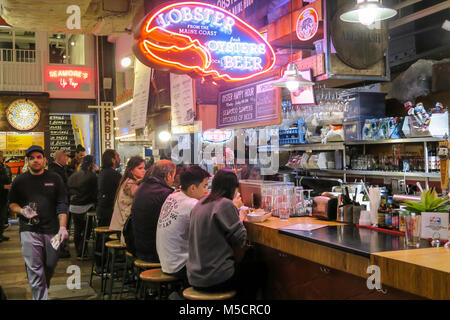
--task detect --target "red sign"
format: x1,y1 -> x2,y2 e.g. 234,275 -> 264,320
133,2 -> 276,82
45,66 -> 92,90
296,8 -> 319,41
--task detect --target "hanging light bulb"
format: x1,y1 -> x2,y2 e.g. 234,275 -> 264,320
340,0 -> 397,25
271,0 -> 314,92
272,63 -> 314,92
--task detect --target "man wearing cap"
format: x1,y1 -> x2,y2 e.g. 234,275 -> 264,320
8,145 -> 69,300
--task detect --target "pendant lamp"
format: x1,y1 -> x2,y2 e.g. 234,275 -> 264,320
340,0 -> 397,26
271,0 -> 314,92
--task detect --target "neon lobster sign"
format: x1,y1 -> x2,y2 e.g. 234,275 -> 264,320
133,2 -> 276,82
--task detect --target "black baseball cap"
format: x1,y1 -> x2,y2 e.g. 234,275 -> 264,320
25,145 -> 44,157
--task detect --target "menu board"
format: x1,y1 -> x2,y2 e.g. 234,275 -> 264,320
6,132 -> 44,150
49,114 -> 76,157
170,73 -> 195,128
130,60 -> 151,130
217,77 -> 281,129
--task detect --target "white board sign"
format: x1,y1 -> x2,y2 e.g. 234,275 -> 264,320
170,73 -> 195,128
131,60 -> 151,130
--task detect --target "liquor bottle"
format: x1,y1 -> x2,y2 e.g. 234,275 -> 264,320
428,143 -> 437,172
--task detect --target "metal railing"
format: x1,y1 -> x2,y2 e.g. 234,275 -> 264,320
0,49 -> 43,91
0,48 -> 37,63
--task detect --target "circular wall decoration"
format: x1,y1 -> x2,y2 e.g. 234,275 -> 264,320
296,8 -> 319,41
6,99 -> 41,131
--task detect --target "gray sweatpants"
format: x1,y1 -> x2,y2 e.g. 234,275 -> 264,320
20,231 -> 59,300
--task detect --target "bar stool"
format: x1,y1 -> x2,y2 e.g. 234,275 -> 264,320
109,233 -> 119,240
80,211 -> 97,260
104,240 -> 126,300
119,250 -> 137,299
182,287 -> 236,300
89,227 -> 116,292
139,268 -> 183,300
134,259 -> 160,299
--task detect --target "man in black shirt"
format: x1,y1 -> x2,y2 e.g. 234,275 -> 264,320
8,145 -> 68,300
94,149 -> 121,269
66,145 -> 86,178
0,151 -> 11,242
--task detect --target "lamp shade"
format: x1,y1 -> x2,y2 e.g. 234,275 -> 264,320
271,63 -> 314,92
0,16 -> 11,29
340,0 -> 397,25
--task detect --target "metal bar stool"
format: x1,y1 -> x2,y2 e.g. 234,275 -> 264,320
80,211 -> 97,260
89,227 -> 116,293
133,259 -> 160,300
119,250 -> 137,300
139,268 -> 183,300
182,287 -> 236,300
104,240 -> 126,300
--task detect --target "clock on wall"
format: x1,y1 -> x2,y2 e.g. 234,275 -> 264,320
6,99 -> 41,131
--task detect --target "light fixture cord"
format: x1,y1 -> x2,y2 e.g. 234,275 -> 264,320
290,0 -> 293,62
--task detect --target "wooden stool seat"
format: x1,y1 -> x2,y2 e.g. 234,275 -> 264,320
139,268 -> 178,283
182,287 -> 236,300
125,251 -> 134,258
105,240 -> 126,249
94,226 -> 112,233
134,259 -> 160,269
109,233 -> 119,240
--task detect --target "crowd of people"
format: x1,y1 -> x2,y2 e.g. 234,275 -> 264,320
1,144 -> 264,300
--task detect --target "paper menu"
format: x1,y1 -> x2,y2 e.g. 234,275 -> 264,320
281,223 -> 328,232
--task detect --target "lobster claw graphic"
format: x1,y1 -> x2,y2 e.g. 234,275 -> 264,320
133,2 -> 276,82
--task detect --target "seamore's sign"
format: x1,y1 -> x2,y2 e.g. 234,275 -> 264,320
133,2 -> 276,82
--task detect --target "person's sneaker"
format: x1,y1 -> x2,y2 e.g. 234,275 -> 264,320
168,291 -> 184,300
3,223 -> 10,230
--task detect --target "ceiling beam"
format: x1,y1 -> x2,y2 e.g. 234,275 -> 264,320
392,0 -> 423,10
389,0 -> 450,30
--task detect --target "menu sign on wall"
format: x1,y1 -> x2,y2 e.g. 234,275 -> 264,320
170,73 -> 195,127
49,114 -> 76,157
130,60 -> 151,130
217,77 -> 281,129
6,132 -> 44,150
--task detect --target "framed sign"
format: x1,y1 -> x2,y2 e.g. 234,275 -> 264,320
131,60 -> 151,130
100,103 -> 114,154
296,7 -> 319,41
217,76 -> 281,129
6,99 -> 41,131
290,70 -> 316,106
45,66 -> 94,99
133,2 -> 276,82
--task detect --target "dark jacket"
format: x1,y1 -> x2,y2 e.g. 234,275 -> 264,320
97,167 -> 121,209
131,176 -> 174,262
67,169 -> 97,206
48,162 -> 68,186
0,164 -> 11,203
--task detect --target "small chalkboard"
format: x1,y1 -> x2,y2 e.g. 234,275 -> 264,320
49,114 -> 76,157
217,77 -> 281,129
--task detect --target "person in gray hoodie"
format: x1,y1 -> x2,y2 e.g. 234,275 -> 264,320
187,169 -> 248,295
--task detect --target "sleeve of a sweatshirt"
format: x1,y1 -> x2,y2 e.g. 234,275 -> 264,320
214,199 -> 247,248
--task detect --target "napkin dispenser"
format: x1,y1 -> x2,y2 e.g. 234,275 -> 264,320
312,196 -> 338,221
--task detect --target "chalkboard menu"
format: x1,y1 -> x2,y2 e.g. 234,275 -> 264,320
49,114 -> 76,158
217,77 -> 281,129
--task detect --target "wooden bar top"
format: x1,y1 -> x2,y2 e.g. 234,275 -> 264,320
244,216 -> 450,299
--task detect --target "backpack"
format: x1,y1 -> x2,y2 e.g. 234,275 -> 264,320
123,213 -> 136,256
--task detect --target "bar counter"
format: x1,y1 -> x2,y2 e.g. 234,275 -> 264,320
244,216 -> 450,300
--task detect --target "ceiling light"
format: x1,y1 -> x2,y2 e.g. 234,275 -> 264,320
271,0 -> 314,92
121,56 -> 132,68
70,41 -> 75,46
340,0 -> 397,26
0,16 -> 11,29
113,99 -> 133,111
159,131 -> 171,142
272,63 -> 314,92
115,133 -> 136,140
443,20 -> 450,32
